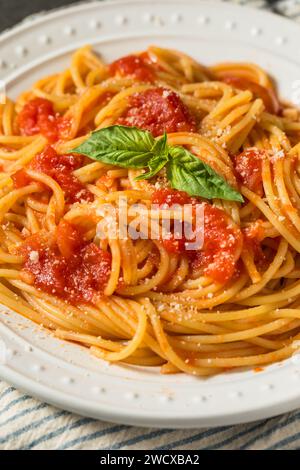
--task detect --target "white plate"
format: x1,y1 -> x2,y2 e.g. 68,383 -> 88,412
1,0 -> 300,428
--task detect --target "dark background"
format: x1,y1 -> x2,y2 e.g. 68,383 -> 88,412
0,0 -> 83,32
0,0 -> 283,33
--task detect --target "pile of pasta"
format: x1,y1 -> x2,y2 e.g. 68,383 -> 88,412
1,45 -> 300,376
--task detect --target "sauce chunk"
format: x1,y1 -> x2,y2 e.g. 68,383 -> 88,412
152,188 -> 243,282
191,204 -> 242,284
12,146 -> 93,204
18,98 -> 70,142
19,222 -> 111,303
109,54 -> 154,82
234,148 -> 265,195
117,88 -> 196,137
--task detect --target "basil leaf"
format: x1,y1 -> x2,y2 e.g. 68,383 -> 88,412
72,125 -> 155,168
72,124 -> 243,203
167,146 -> 244,202
151,133 -> 168,156
135,153 -> 169,180
135,134 -> 169,180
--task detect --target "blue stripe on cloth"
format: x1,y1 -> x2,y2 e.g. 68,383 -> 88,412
268,430 -> 300,450
59,425 -> 127,450
109,429 -> 175,450
205,419 -> 269,450
23,417 -> 94,449
0,402 -> 48,428
0,395 -> 31,415
240,411 -> 300,449
0,386 -> 15,400
0,410 -> 68,444
154,426 -> 231,450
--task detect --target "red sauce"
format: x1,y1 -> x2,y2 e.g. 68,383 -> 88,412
117,87 -> 197,137
96,174 -> 114,191
242,221 -> 266,268
139,51 -> 155,65
243,236 -> 265,266
160,234 -> 186,254
243,220 -> 264,242
234,148 -> 265,195
12,146 -> 93,204
151,188 -> 193,254
152,188 -> 192,206
221,76 -> 281,115
19,221 -> 111,304
109,54 -> 154,82
56,115 -> 72,140
56,220 -> 84,259
190,204 -> 242,284
152,188 -> 242,282
18,98 -> 71,143
12,170 -> 33,189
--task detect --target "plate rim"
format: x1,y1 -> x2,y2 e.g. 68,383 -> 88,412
2,359 -> 300,429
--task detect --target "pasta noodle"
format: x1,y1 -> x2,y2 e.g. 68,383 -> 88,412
1,45 -> 300,376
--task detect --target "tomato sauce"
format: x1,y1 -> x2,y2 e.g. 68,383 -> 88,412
109,54 -> 154,82
190,204 -> 242,283
18,221 -> 111,304
12,146 -> 93,204
96,174 -> 114,191
11,170 -> 33,189
152,188 -> 193,206
234,148 -> 265,195
18,98 -> 71,143
242,221 -> 266,268
151,188 -> 193,254
152,188 -> 242,283
117,87 -> 197,137
139,52 -> 166,71
160,234 -> 186,254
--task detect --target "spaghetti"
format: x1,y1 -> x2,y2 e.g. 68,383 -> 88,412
1,45 -> 300,376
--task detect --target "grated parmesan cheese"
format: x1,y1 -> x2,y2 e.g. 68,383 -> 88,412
29,251 -> 39,263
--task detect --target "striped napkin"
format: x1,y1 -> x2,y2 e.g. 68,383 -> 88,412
2,0 -> 300,450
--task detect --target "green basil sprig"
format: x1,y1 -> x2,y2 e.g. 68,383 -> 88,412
72,125 -> 243,202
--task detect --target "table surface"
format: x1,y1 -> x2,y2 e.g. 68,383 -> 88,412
0,0 -> 287,33
1,0 -> 300,451
0,0 -> 79,32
